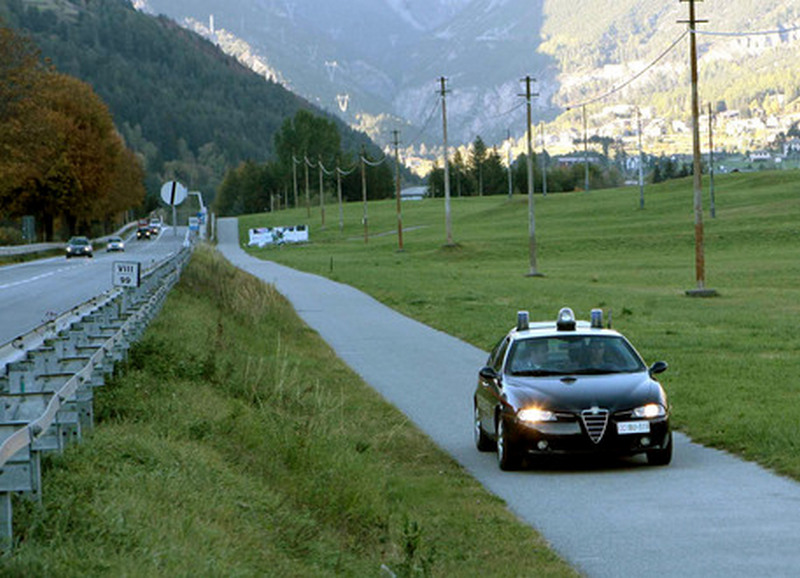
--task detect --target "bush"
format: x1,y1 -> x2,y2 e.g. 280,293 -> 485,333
0,226 -> 24,245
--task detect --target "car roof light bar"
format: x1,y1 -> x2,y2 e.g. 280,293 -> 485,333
517,310 -> 530,331
556,307 -> 576,331
590,309 -> 603,329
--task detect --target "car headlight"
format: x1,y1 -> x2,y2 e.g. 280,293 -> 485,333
518,407 -> 556,423
632,403 -> 666,419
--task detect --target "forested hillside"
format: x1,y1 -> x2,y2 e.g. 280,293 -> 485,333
0,0 -> 382,208
541,0 -> 800,117
0,23 -> 145,240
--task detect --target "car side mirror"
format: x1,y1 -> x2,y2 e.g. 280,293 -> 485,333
479,366 -> 499,382
649,361 -> 668,376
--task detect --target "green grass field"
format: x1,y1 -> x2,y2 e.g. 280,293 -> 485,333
240,170 -> 800,478
1,246 -> 576,577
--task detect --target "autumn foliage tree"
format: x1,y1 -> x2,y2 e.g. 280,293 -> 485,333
0,23 -> 144,240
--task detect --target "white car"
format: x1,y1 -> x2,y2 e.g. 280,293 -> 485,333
106,236 -> 125,252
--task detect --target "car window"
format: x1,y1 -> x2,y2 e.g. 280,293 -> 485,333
506,335 -> 645,375
488,337 -> 510,371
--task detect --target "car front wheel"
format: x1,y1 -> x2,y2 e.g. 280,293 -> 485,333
474,405 -> 495,452
647,432 -> 673,466
497,417 -> 521,471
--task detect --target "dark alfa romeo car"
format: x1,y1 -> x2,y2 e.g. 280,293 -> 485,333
473,307 -> 671,470
65,236 -> 93,258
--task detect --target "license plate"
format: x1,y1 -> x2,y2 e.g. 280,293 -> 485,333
617,421 -> 650,435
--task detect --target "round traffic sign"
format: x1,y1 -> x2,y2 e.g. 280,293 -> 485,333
160,181 -> 188,205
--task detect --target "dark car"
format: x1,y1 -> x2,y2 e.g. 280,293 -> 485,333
65,236 -> 93,259
474,307 -> 671,470
137,226 -> 152,240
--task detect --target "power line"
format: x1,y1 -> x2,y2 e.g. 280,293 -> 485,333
336,165 -> 357,176
565,30 -> 688,110
486,99 -> 526,120
405,94 -> 442,148
559,20 -> 800,111
362,154 -> 387,167
696,23 -> 800,37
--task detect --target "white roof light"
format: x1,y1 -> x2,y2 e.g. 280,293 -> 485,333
557,307 -> 576,331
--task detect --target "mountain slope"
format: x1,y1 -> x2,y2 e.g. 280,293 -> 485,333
1,0 -> 384,205
136,0 -> 800,149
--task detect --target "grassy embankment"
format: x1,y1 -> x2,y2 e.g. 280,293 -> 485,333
240,170 -> 800,478
0,246 -> 575,576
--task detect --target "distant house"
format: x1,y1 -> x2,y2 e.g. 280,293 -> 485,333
671,120 -> 690,133
784,138 -> 800,156
554,155 -> 602,167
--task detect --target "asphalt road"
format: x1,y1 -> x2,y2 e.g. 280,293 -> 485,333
218,216 -> 800,577
0,228 -> 186,345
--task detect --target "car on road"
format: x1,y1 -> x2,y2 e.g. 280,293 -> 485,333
148,218 -> 162,236
65,236 -> 93,259
474,307 -> 671,470
137,225 -> 152,240
106,236 -> 125,252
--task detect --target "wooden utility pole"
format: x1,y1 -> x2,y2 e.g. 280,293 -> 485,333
392,129 -> 404,251
440,77 -> 454,245
361,146 -> 368,243
304,156 -> 311,218
708,102 -> 716,218
637,107 -> 645,210
506,129 -> 513,199
521,76 -> 542,277
680,0 -> 716,296
318,155 -> 325,228
583,104 -> 590,193
292,153 -> 299,209
540,121 -> 548,197
336,164 -> 344,232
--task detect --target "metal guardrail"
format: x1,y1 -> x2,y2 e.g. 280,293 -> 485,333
0,243 -> 64,257
0,223 -> 138,258
0,245 -> 192,551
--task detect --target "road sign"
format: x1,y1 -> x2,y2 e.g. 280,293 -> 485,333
160,181 -> 188,206
113,261 -> 141,288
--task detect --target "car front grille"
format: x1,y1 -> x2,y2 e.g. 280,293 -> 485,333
580,408 -> 609,444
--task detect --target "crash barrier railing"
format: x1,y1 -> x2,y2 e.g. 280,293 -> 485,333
0,245 -> 192,551
0,222 -> 140,258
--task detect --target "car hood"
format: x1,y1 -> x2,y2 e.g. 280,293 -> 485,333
504,372 -> 660,413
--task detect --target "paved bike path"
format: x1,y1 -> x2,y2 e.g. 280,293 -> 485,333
218,218 -> 800,577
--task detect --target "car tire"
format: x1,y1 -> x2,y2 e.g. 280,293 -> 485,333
474,405 -> 495,452
497,417 -> 521,471
647,431 -> 673,466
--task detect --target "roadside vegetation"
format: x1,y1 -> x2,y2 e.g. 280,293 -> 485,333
240,170 -> 800,479
1,245 -> 575,577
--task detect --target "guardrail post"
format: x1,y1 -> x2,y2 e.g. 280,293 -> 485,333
0,245 -> 193,550
0,492 -> 11,551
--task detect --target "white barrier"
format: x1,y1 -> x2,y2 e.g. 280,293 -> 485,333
248,225 -> 309,247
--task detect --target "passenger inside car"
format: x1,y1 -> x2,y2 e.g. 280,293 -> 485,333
510,339 -> 549,373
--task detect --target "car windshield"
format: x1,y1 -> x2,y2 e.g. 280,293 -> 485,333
69,238 -> 89,245
506,335 -> 645,376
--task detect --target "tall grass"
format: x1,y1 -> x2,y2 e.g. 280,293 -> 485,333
240,170 -> 800,478
1,246 -> 576,577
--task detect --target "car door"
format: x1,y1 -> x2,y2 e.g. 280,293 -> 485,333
476,336 -> 510,425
